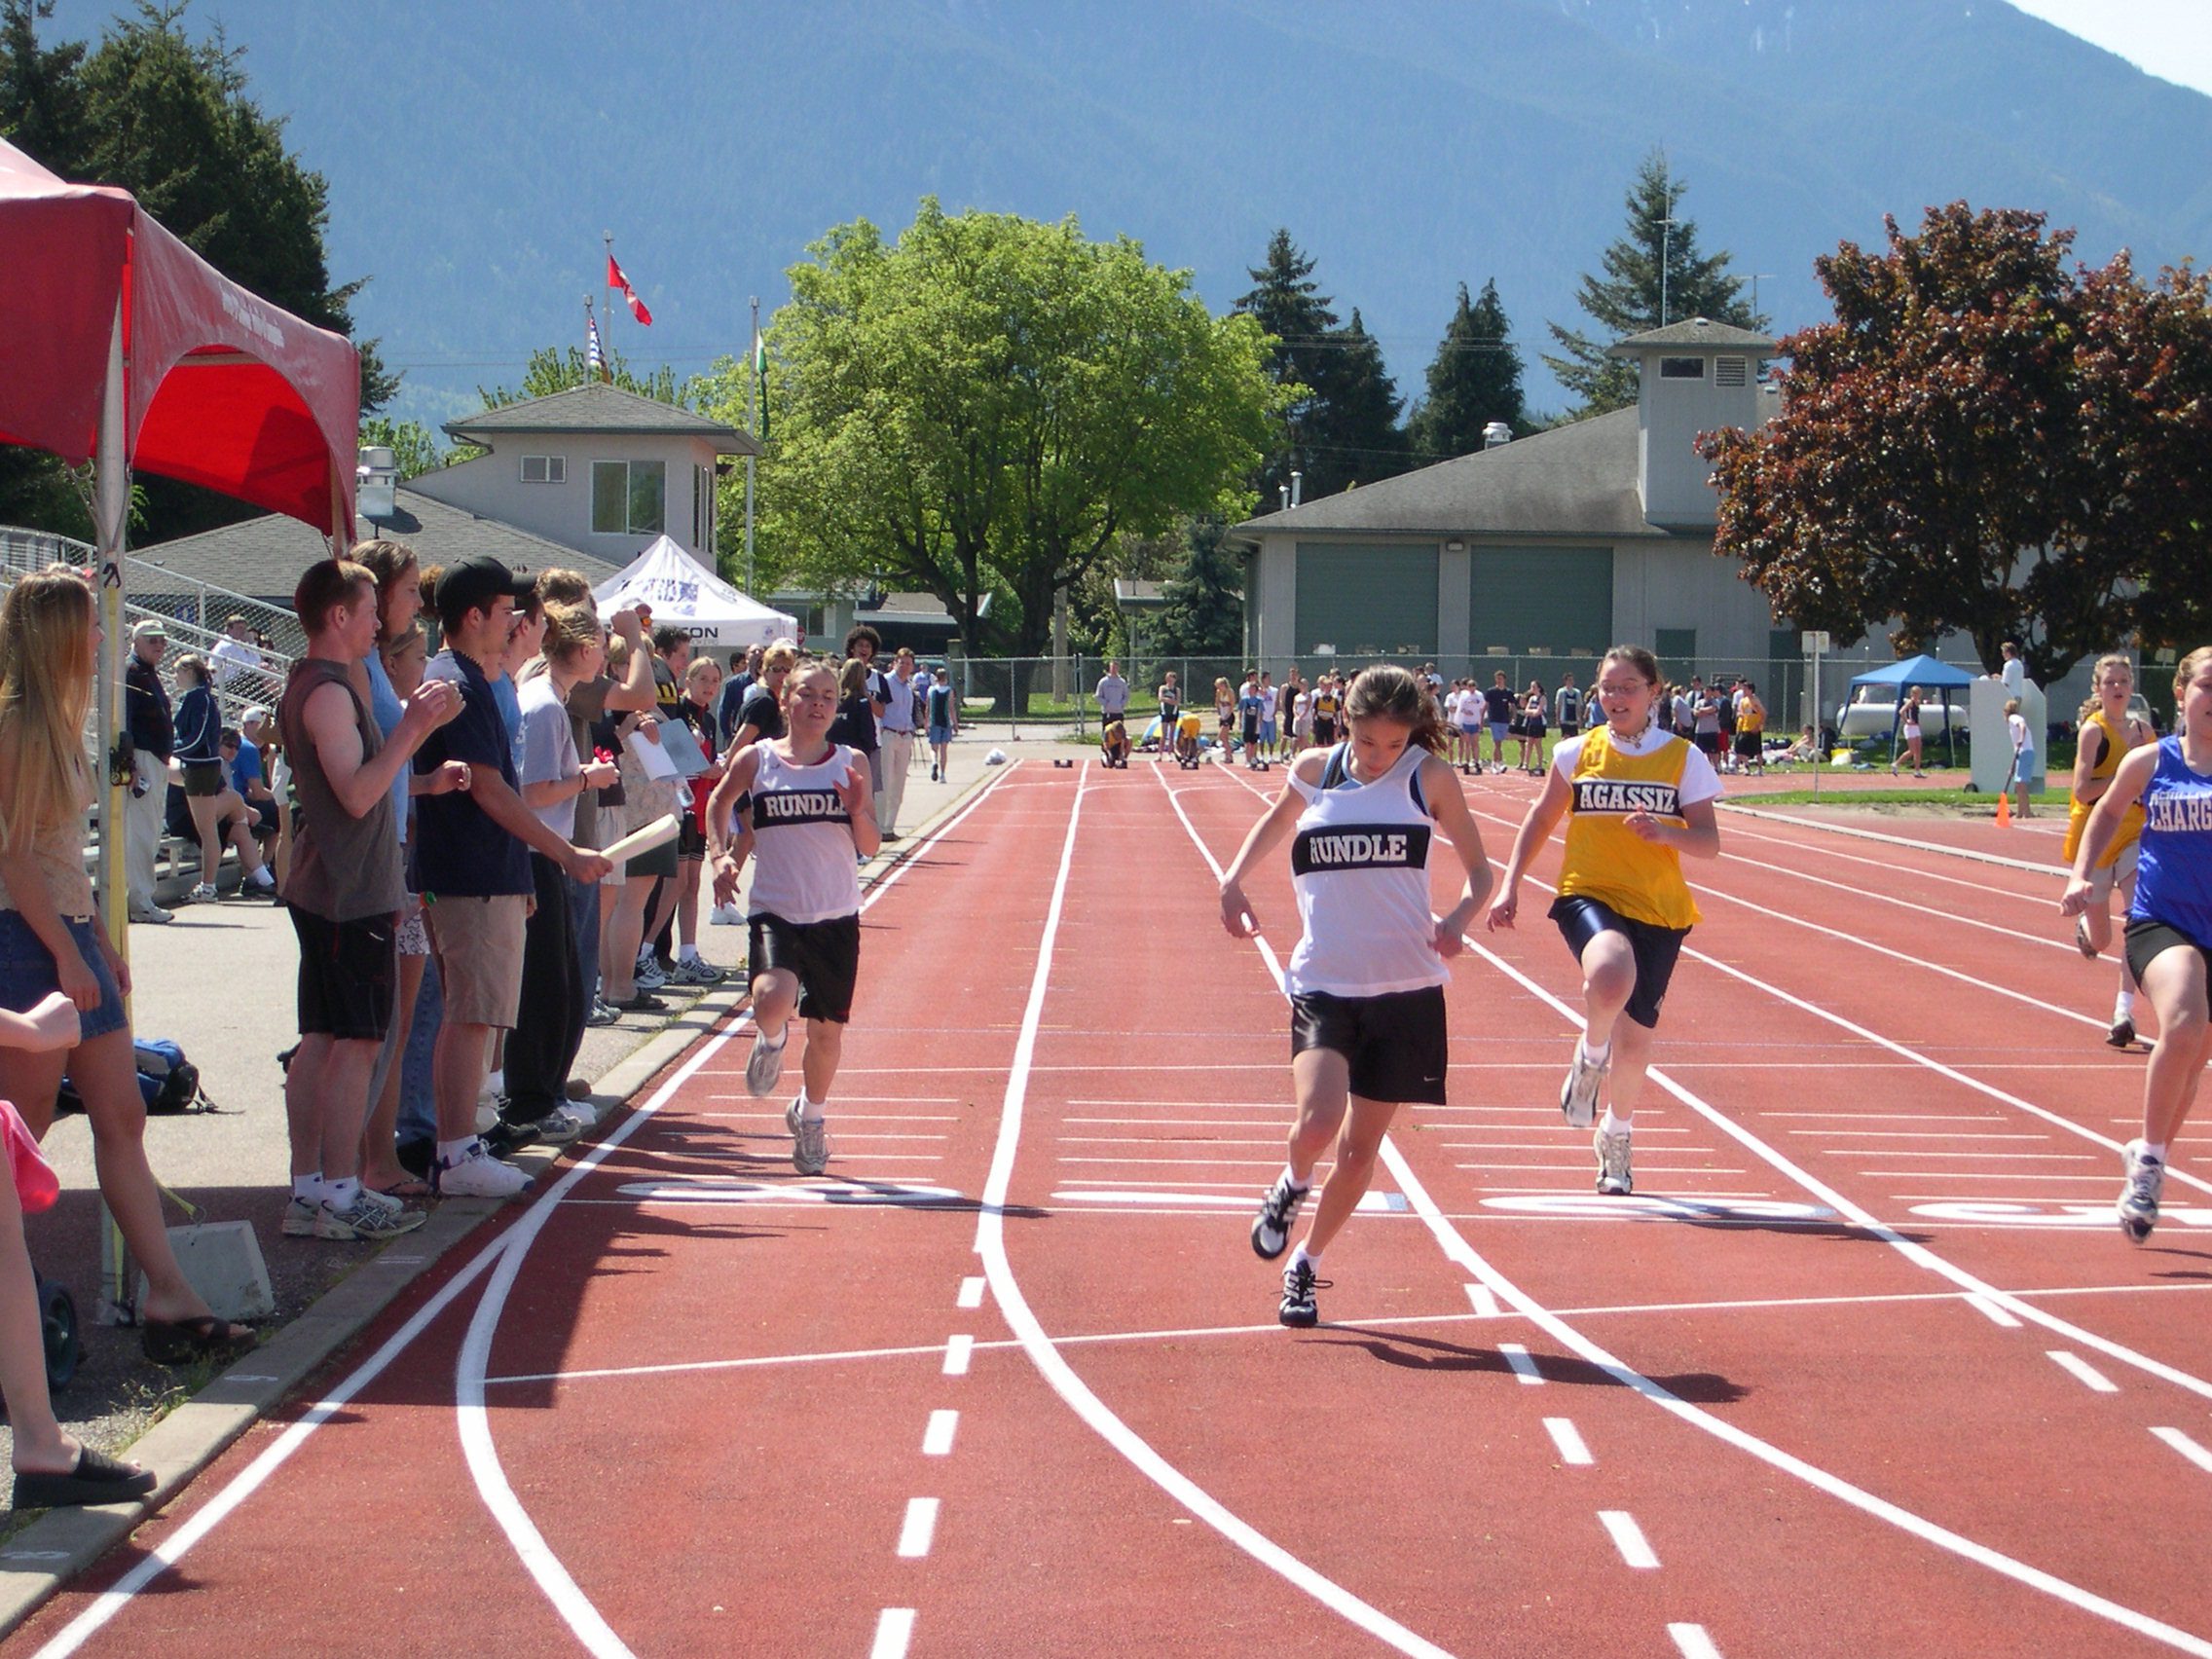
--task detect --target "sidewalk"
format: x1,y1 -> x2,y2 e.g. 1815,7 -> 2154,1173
0,737 -> 992,1557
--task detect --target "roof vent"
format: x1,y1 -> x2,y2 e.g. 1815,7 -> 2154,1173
356,446 -> 397,523
1483,422 -> 1513,449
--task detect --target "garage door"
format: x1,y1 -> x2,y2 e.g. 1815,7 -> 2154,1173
1295,542 -> 1438,656
1470,547 -> 1613,654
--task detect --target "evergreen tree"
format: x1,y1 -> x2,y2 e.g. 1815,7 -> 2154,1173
1152,517 -> 1244,656
1544,151 -> 1765,416
1408,279 -> 1527,462
1235,229 -> 1339,509
1315,309 -> 1408,490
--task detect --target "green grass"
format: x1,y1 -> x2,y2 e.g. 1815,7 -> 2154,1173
1733,785 -> 2068,809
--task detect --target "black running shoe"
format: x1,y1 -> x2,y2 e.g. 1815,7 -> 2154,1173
1278,1259 -> 1322,1328
1250,1174 -> 1309,1260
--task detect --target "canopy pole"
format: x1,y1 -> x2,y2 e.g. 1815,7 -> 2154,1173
93,298 -> 129,963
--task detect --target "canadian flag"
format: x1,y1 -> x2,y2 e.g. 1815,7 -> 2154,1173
608,253 -> 653,325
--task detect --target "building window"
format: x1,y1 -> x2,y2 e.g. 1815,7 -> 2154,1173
1659,357 -> 1706,380
1714,356 -> 1747,387
520,455 -> 567,484
590,460 -> 666,535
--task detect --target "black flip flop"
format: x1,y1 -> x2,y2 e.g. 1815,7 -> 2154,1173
142,1313 -> 256,1368
11,1447 -> 157,1510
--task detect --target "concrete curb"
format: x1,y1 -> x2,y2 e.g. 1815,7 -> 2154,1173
0,766 -> 998,1639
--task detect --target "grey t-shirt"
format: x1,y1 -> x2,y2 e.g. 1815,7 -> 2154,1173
519,675 -> 580,840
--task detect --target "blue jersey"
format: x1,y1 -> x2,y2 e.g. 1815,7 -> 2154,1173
2128,737 -> 2212,947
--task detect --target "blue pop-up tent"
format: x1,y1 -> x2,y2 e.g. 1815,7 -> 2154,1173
1845,653 -> 1980,768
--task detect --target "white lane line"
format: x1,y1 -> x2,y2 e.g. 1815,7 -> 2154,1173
1963,1294 -> 2025,1329
1464,1282 -> 1501,1318
1670,1623 -> 1725,1659
1544,1418 -> 1594,1466
870,1608 -> 916,1659
923,1411 -> 959,1456
1719,833 -> 2079,954
943,1334 -> 975,1377
968,759 -> 1458,1659
1498,1343 -> 1545,1385
2047,1350 -> 2121,1393
896,1497 -> 940,1558
2152,1427 -> 2212,1474
1599,1510 -> 1660,1569
957,1275 -> 985,1309
1764,1112 -> 2003,1121
1793,1130 -> 2051,1140
1716,803 -> 2070,874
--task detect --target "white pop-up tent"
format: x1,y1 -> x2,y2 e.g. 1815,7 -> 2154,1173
593,535 -> 796,650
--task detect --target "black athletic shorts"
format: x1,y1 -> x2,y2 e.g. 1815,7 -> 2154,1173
677,813 -> 707,859
1289,985 -> 1448,1105
1313,719 -> 1338,746
288,904 -> 396,1042
181,759 -> 226,798
1733,730 -> 1762,759
749,910 -> 862,1023
2125,917 -> 2212,988
1692,730 -> 1721,757
1550,895 -> 1689,1030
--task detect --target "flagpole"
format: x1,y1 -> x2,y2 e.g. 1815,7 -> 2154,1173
745,293 -> 758,595
602,229 -> 614,364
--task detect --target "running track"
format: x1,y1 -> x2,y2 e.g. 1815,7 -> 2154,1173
15,757 -> 2212,1658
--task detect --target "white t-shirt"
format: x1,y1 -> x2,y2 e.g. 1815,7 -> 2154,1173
2002,657 -> 2025,699
210,635 -> 266,688
2009,713 -> 2031,757
1551,723 -> 1723,808
518,676 -> 581,838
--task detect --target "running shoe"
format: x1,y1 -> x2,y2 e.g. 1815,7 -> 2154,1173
2075,917 -> 2099,960
584,997 -> 622,1027
314,1192 -> 427,1241
708,903 -> 744,927
1559,1044 -> 1608,1128
189,882 -> 218,903
1250,1173 -> 1309,1260
745,1028 -> 788,1098
281,1195 -> 317,1237
2118,1139 -> 2163,1244
2108,1014 -> 2136,1050
1594,1125 -> 1634,1196
434,1140 -> 531,1199
128,903 -> 173,924
502,1106 -> 584,1147
633,955 -> 668,991
616,992 -> 666,1014
1278,1259 -> 1322,1328
670,956 -> 726,986
786,1096 -> 829,1176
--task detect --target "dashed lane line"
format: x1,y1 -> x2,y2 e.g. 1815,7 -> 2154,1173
2152,1428 -> 2212,1475
1599,1511 -> 1661,1570
923,1411 -> 959,1456
869,1608 -> 916,1659
1669,1623 -> 1725,1659
942,1335 -> 974,1377
1498,1344 -> 1545,1386
2047,1350 -> 2121,1394
1544,1419 -> 1594,1466
896,1498 -> 940,1559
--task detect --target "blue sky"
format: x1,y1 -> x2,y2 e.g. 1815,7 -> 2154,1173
2009,0 -> 2212,96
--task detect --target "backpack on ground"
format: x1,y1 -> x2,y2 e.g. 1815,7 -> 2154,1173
56,1037 -> 216,1118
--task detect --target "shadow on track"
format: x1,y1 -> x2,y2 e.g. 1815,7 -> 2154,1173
1316,1325 -> 1751,1404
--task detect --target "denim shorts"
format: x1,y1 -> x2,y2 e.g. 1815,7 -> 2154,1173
0,910 -> 127,1043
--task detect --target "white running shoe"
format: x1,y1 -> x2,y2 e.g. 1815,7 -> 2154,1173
786,1097 -> 829,1176
1594,1125 -> 1634,1197
189,881 -> 218,903
2119,1139 -> 2163,1244
1250,1173 -> 1309,1260
670,956 -> 725,986
314,1192 -> 427,1240
434,1140 -> 531,1199
745,1029 -> 788,1098
708,903 -> 743,926
634,956 -> 669,991
281,1195 -> 318,1237
1560,1044 -> 1608,1128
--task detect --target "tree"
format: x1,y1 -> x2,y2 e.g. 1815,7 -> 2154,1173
721,200 -> 1281,673
1324,310 -> 1409,486
478,344 -> 683,409
358,417 -> 451,482
1407,279 -> 1527,462
1152,517 -> 1244,655
1699,204 -> 2212,685
1545,151 -> 1764,416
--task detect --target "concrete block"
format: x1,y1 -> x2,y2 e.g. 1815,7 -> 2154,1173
138,1220 -> 274,1323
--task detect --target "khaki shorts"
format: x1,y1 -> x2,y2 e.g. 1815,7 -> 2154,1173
425,894 -> 528,1029
2089,840 -> 2141,902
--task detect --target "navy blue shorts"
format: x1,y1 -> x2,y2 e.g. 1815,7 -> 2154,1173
1550,895 -> 1688,1030
0,910 -> 127,1043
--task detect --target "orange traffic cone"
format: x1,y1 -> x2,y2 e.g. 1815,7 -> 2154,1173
1996,790 -> 2012,829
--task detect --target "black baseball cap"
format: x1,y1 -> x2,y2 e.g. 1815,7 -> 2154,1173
435,556 -> 534,627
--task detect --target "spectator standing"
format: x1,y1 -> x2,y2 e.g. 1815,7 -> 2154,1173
877,648 -> 920,839
1157,669 -> 1182,753
1555,672 -> 1583,742
122,618 -> 174,923
170,653 -> 273,901
1096,660 -> 1128,731
277,559 -> 460,1240
665,653 -> 727,984
926,660 -> 959,781
0,568 -> 250,1362
843,624 -> 893,795
411,558 -> 611,1198
208,614 -> 267,690
715,646 -> 757,747
2001,639 -> 2026,702
1481,672 -> 1515,772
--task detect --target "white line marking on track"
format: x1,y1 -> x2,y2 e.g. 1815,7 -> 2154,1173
957,1274 -> 985,1309
2047,1349 -> 2121,1393
897,1497 -> 940,1558
1670,1623 -> 1725,1659
923,1411 -> 959,1456
943,1334 -> 974,1377
1963,1294 -> 2025,1328
2152,1427 -> 2212,1474
1464,1282 -> 1501,1318
1544,1418 -> 1593,1465
869,1608 -> 916,1658
1599,1510 -> 1660,1569
1498,1343 -> 1544,1385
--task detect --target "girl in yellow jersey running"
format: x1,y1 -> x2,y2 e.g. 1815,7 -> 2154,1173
1486,645 -> 1721,1195
2067,654 -> 2155,1047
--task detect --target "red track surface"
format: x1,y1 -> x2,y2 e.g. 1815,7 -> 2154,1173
16,759 -> 2212,1658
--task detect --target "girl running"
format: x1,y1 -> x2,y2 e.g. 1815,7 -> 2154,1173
2061,645 -> 2212,1241
1893,686 -> 1925,777
1486,645 -> 1721,1197
1220,665 -> 1493,1328
708,660 -> 878,1175
2065,654 -> 2155,1048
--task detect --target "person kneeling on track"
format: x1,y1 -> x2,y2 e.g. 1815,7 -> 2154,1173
1175,707 -> 1204,769
1101,716 -> 1130,769
1219,665 -> 1492,1329
707,659 -> 879,1177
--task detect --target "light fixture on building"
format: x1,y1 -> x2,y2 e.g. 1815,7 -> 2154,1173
1445,538 -> 1465,552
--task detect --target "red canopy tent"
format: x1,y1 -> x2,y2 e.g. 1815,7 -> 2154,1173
0,132 -> 360,941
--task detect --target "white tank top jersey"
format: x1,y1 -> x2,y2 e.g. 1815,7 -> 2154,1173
747,742 -> 865,923
1282,742 -> 1447,998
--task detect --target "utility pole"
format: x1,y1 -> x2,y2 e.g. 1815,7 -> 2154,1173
744,294 -> 758,594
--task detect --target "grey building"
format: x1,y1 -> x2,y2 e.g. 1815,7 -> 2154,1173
1234,318 -> 1790,683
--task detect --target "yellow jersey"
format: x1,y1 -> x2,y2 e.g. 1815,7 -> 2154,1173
1556,726 -> 1705,930
2063,708 -> 2146,867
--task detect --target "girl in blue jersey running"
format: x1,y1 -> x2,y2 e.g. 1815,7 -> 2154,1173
2064,645 -> 2212,1243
